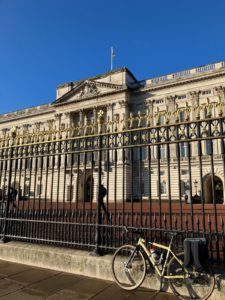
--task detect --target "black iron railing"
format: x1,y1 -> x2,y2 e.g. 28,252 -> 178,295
0,110 -> 225,262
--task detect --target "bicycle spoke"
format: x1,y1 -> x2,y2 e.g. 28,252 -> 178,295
167,252 -> 215,300
112,244 -> 146,290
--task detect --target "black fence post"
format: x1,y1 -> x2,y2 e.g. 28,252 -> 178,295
93,110 -> 104,256
0,128 -> 16,243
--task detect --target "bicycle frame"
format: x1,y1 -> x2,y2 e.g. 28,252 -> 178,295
137,238 -> 189,279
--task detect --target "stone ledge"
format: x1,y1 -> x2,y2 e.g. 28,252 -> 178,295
0,241 -> 223,299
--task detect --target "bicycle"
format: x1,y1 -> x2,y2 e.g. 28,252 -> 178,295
112,228 -> 215,300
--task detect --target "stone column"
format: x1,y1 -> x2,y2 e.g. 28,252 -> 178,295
54,113 -> 62,131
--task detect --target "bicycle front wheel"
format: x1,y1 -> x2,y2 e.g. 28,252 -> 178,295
112,244 -> 146,290
167,252 -> 215,300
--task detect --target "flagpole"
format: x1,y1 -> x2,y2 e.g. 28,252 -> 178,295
111,47 -> 113,71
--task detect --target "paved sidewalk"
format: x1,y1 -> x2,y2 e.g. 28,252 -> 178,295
0,260 -> 178,300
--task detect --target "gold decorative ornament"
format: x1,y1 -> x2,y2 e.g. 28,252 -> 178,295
194,100 -> 201,120
164,105 -> 171,124
121,113 -> 126,130
184,102 -> 191,121
136,111 -> 143,127
216,95 -> 224,117
204,98 -> 213,118
145,109 -> 151,127
128,112 -> 135,129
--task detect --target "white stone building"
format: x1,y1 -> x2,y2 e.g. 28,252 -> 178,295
0,60 -> 225,204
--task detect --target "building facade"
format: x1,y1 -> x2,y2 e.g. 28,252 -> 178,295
1,60 -> 225,205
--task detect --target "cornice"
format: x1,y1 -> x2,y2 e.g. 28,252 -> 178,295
138,70 -> 225,94
0,109 -> 55,125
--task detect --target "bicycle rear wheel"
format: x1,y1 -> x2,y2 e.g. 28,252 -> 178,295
112,244 -> 146,290
167,252 -> 215,300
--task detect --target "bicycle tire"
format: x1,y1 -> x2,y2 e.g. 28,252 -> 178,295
112,244 -> 146,290
167,252 -> 215,300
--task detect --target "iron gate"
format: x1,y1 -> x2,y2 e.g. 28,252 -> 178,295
0,103 -> 225,261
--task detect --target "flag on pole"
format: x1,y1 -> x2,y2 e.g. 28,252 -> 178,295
111,47 -> 115,58
111,47 -> 115,71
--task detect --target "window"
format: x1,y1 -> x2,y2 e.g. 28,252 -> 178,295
180,142 -> 188,157
160,145 -> 167,159
141,147 -> 148,160
159,115 -> 165,125
179,111 -> 185,122
160,181 -> 167,195
177,95 -> 186,100
67,185 -> 74,201
181,169 -> 188,175
155,99 -> 164,104
36,184 -> 42,196
205,140 -> 212,155
181,180 -> 189,195
201,90 -> 211,95
26,158 -> 31,169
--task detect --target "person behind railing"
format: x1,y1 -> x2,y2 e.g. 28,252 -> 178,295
9,187 -> 17,209
99,184 -> 110,222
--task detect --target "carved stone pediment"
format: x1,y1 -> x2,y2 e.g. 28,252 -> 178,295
79,81 -> 99,98
52,80 -> 124,105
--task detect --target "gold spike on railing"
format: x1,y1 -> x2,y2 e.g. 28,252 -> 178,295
128,112 -> 135,129
145,109 -> 152,127
121,113 -> 126,130
216,95 -> 224,117
174,103 -> 180,123
97,110 -> 104,133
184,102 -> 191,121
163,105 -> 171,124
194,100 -> 201,120
136,111 -> 143,127
204,98 -> 213,118
1,96 -> 225,145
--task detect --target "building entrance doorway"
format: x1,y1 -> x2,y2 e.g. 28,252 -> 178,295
203,174 -> 224,204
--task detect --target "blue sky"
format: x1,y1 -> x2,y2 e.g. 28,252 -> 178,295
0,0 -> 225,114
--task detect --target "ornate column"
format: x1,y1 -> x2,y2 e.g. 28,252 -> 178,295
47,119 -> 54,130
78,109 -> 84,135
145,99 -> 153,127
92,106 -> 97,134
118,100 -> 129,131
215,86 -> 225,117
166,95 -> 176,123
189,91 -> 200,120
22,124 -> 29,134
106,103 -> 113,132
54,113 -> 62,131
